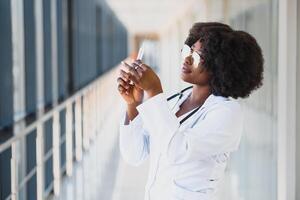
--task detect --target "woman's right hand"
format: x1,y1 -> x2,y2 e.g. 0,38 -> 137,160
117,68 -> 144,106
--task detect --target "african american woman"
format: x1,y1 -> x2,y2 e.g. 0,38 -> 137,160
117,22 -> 264,200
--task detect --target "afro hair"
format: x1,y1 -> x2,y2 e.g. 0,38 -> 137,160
185,22 -> 264,99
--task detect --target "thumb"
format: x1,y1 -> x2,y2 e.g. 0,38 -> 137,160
138,63 -> 148,71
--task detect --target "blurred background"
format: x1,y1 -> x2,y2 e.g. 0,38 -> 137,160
0,0 -> 299,199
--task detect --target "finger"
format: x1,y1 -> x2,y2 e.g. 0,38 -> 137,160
120,69 -> 130,82
121,61 -> 134,72
117,76 -> 129,85
128,73 -> 139,85
117,77 -> 130,89
132,62 -> 144,75
127,66 -> 140,81
117,84 -> 127,94
133,59 -> 143,67
134,59 -> 142,65
138,63 -> 148,71
136,67 -> 143,77
132,62 -> 139,68
121,61 -> 141,76
122,61 -> 141,80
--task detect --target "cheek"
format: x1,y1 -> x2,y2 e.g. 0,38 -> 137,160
197,63 -> 205,70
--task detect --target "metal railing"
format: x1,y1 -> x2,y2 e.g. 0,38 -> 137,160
0,66 -> 120,200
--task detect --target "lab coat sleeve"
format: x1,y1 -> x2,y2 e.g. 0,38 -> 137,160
119,111 -> 150,166
136,93 -> 180,149
136,92 -> 243,164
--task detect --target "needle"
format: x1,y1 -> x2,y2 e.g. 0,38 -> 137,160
137,42 -> 145,60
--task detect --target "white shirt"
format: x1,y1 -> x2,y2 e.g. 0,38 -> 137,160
119,88 -> 244,200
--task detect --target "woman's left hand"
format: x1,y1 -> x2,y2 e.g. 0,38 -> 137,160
122,60 -> 163,98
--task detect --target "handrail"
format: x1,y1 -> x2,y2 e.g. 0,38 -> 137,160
0,66 -> 116,154
0,62 -> 123,200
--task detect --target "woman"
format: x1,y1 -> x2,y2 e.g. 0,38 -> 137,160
117,22 -> 263,200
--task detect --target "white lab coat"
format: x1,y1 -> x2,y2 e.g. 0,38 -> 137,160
119,87 -> 244,200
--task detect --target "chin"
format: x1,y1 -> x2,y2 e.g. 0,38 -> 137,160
180,75 -> 202,85
180,73 -> 193,83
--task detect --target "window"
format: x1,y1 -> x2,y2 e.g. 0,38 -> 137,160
0,1 -> 13,199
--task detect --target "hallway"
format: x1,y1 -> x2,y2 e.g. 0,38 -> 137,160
0,0 -> 300,200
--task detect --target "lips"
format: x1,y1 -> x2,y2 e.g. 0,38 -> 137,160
182,64 -> 192,73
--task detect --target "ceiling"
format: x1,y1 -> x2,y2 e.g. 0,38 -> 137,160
105,0 -> 194,34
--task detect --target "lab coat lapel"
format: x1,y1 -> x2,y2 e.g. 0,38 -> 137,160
177,94 -> 230,129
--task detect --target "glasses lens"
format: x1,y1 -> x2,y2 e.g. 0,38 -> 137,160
181,45 -> 191,59
192,52 -> 201,67
181,44 -> 202,67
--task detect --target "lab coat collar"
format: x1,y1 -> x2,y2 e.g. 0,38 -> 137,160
201,93 -> 229,109
172,90 -> 229,116
172,89 -> 192,112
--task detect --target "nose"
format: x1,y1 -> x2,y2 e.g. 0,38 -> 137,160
184,54 -> 193,66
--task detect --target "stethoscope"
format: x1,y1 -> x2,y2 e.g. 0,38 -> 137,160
167,86 -> 202,125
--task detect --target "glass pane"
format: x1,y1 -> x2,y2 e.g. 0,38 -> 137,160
220,0 -> 278,199
296,1 -> 300,198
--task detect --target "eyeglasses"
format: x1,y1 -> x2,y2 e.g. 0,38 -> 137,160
181,44 -> 202,68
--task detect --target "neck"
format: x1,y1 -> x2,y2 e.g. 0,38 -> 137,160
189,84 -> 211,105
